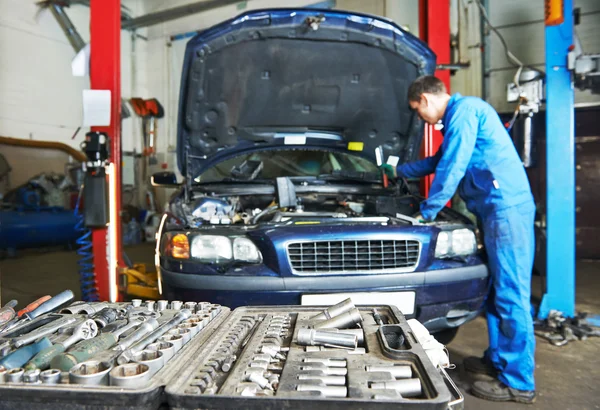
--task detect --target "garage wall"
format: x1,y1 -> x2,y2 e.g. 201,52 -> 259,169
485,0 -> 600,112
0,0 -> 147,192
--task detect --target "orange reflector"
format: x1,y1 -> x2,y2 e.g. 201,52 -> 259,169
545,0 -> 564,26
171,234 -> 190,259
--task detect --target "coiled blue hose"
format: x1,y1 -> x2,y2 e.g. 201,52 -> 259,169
74,189 -> 99,302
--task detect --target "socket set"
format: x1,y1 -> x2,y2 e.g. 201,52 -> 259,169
166,302 -> 463,410
0,297 -> 228,410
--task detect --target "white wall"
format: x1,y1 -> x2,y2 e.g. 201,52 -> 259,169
485,0 -> 600,112
0,0 -> 147,153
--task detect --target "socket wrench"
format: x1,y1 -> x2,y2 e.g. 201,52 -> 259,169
296,383 -> 347,397
91,308 -> 118,329
69,360 -> 111,385
366,365 -> 412,379
313,308 -> 363,330
110,363 -> 150,388
178,321 -> 200,337
305,346 -> 366,354
156,300 -> 168,312
370,379 -> 422,397
303,358 -> 346,368
145,301 -> 156,311
60,302 -> 108,315
297,328 -> 357,349
318,328 -> 364,345
40,368 -> 61,384
6,367 -> 24,383
131,299 -> 142,308
12,316 -> 78,348
117,309 -> 191,365
171,301 -> 183,310
23,369 -> 41,383
300,364 -> 347,376
147,341 -> 175,363
168,327 -> 191,345
132,349 -> 164,377
310,298 -> 355,321
297,374 -> 346,386
158,334 -> 184,352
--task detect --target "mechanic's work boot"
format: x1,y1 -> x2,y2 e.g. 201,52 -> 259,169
463,356 -> 497,377
472,380 -> 536,404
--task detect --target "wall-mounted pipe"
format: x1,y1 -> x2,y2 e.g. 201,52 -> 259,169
0,136 -> 85,162
48,3 -> 86,52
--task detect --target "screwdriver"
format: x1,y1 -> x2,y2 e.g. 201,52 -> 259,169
18,296 -> 51,317
0,300 -> 18,327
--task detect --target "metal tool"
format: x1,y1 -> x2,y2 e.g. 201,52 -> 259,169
131,299 -> 142,308
147,341 -> 174,363
25,319 -> 98,370
366,365 -> 412,379
0,315 -> 60,340
221,355 -> 237,372
171,301 -> 183,310
297,328 -> 357,349
91,308 -> 118,328
310,298 -> 355,321
168,327 -> 191,345
12,316 -> 78,348
305,346 -> 366,354
132,349 -> 163,377
297,374 -> 346,386
313,308 -> 363,330
300,364 -> 347,376
0,366 -> 6,383
184,302 -> 197,311
178,321 -> 200,337
145,301 -> 155,311
158,333 -> 184,352
40,368 -> 61,384
0,300 -> 18,327
23,368 -> 41,383
51,319 -> 149,371
319,328 -> 364,345
303,358 -> 346,367
246,372 -> 274,391
372,308 -> 385,325
60,302 -> 108,315
0,337 -> 53,369
69,360 -> 111,386
22,290 -> 74,322
117,309 -> 191,365
260,345 -> 286,360
109,363 -> 150,388
156,300 -> 168,312
370,379 -> 422,397
296,383 -> 347,397
6,367 -> 24,383
0,297 -> 52,334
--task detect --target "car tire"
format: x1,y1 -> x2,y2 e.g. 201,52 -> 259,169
433,327 -> 459,345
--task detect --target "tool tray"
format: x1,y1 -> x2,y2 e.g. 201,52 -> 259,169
166,305 -> 460,410
0,303 -> 230,410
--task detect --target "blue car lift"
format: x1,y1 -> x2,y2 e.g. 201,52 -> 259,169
538,0 -> 575,319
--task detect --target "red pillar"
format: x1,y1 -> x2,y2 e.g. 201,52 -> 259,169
90,0 -> 123,301
419,0 -> 450,197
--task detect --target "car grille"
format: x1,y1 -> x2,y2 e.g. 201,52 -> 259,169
287,239 -> 420,274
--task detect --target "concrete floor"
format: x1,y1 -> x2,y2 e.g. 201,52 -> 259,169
1,244 -> 599,409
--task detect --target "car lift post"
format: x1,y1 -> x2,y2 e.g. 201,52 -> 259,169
90,0 -> 123,302
419,0 -> 450,197
538,0 -> 576,318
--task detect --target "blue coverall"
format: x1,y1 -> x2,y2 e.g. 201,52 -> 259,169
398,93 -> 536,391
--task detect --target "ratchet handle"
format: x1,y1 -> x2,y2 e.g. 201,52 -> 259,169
51,334 -> 117,371
25,343 -> 67,371
26,290 -> 74,320
18,296 -> 51,317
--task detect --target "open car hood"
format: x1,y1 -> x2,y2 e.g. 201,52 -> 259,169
177,8 -> 436,177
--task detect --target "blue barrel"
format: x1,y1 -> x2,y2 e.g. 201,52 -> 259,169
0,208 -> 79,250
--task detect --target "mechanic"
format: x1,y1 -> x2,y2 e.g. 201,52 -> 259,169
382,76 -> 536,404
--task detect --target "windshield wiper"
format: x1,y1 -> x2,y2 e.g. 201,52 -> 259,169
318,171 -> 382,184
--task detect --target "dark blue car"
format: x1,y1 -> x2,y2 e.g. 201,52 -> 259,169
153,8 -> 489,341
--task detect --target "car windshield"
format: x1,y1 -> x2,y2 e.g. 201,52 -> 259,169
194,149 -> 378,184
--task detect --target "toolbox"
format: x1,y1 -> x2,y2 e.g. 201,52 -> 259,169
0,300 -> 463,410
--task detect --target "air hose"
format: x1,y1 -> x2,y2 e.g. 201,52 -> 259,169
74,187 -> 99,302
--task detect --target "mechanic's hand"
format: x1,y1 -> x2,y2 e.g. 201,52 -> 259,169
412,213 -> 429,224
380,164 -> 397,180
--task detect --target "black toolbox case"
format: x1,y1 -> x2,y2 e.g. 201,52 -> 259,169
0,304 -> 463,410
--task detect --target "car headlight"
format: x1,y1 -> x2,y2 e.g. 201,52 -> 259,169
191,235 -> 232,262
233,237 -> 262,263
435,228 -> 477,258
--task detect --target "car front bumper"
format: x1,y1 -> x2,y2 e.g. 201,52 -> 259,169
159,263 -> 489,332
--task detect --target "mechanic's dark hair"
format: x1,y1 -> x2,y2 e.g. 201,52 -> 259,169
407,76 -> 447,102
